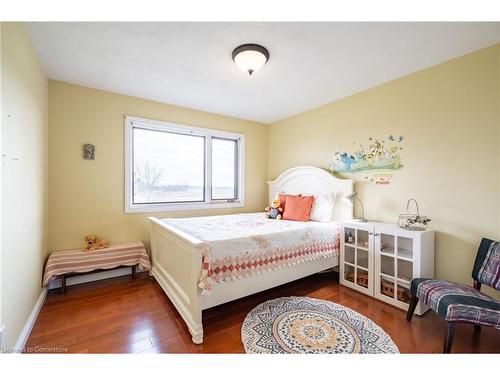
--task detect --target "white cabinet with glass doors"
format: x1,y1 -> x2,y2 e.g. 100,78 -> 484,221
340,221 -> 434,316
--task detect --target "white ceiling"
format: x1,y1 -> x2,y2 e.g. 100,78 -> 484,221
26,22 -> 500,124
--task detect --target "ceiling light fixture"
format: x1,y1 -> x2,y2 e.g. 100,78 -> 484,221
232,44 -> 269,76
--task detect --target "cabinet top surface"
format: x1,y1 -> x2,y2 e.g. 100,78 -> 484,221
341,220 -> 434,234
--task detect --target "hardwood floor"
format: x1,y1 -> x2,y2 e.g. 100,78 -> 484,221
26,272 -> 500,354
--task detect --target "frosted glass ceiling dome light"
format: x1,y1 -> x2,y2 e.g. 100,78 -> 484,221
232,44 -> 269,76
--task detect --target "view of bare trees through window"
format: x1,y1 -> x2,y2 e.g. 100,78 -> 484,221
134,160 -> 205,203
132,126 -> 238,204
134,162 -> 165,202
133,128 -> 205,203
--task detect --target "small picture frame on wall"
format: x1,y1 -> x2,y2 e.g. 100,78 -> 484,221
83,143 -> 95,160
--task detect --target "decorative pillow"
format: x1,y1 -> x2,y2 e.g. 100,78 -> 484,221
283,195 -> 315,222
278,193 -> 298,214
309,192 -> 337,222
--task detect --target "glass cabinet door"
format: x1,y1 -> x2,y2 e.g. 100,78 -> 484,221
342,225 -> 372,294
380,275 -> 395,299
395,235 -> 413,304
380,233 -> 395,256
375,230 -> 414,306
355,228 -> 369,290
397,280 -> 411,304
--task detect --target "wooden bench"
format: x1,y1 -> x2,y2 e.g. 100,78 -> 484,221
43,242 -> 152,293
59,265 -> 138,293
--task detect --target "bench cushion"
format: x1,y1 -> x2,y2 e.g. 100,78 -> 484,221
411,278 -> 500,328
43,242 -> 151,286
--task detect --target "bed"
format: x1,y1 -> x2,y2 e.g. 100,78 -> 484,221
148,166 -> 353,343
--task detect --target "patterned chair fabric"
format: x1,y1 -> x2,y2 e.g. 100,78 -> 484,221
410,278 -> 500,328
472,239 -> 500,290
410,238 -> 500,329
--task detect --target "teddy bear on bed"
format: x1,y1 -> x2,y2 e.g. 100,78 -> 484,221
265,197 -> 283,220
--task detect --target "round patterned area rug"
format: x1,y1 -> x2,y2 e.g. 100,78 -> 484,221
241,296 -> 399,354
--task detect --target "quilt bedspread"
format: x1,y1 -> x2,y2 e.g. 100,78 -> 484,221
162,213 -> 340,295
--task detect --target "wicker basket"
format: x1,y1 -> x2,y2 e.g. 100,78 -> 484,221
398,199 -> 431,231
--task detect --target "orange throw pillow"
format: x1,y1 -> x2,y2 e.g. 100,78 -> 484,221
278,193 -> 295,212
283,195 -> 314,222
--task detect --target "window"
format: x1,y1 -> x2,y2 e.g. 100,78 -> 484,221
125,116 -> 244,213
211,138 -> 238,200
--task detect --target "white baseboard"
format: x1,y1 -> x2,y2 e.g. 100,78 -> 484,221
48,267 -> 147,290
14,287 -> 48,351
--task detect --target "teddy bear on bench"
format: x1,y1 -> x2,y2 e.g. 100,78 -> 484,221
84,235 -> 110,251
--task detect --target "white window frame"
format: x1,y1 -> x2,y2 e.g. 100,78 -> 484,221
125,115 -> 245,213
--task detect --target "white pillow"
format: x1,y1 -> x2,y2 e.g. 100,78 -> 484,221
309,192 -> 336,222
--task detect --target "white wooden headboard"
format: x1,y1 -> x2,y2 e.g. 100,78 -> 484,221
267,166 -> 354,222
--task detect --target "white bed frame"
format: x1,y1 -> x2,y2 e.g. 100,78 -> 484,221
148,166 -> 353,343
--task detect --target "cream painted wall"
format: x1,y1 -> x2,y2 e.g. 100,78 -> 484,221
0,22 -> 3,339
1,23 -> 48,348
268,44 -> 500,298
48,81 -> 268,251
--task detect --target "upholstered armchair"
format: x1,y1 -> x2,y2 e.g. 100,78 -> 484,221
406,238 -> 500,353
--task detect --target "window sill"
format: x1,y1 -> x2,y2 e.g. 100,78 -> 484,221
125,201 -> 244,214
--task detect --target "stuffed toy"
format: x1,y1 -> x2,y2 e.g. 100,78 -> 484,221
84,235 -> 110,251
265,198 -> 283,220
